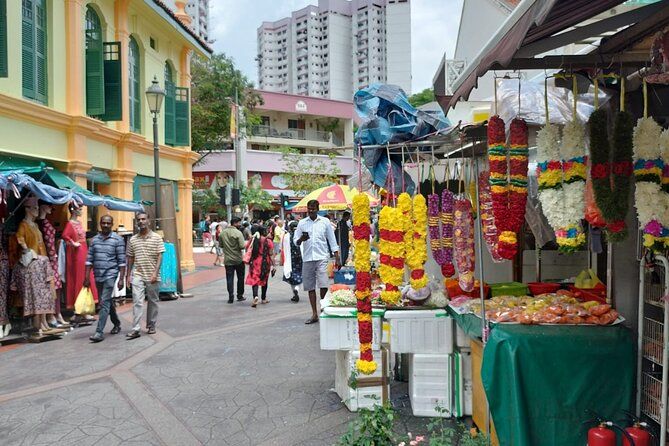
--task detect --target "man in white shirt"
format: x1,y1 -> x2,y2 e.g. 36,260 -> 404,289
294,200 -> 340,324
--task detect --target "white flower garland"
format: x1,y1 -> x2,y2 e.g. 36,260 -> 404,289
536,124 -> 564,230
633,117 -> 663,231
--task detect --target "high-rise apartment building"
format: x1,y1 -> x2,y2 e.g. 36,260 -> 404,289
166,0 -> 211,43
257,0 -> 411,101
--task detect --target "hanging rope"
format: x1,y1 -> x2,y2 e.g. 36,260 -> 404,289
385,143 -> 395,206
401,145 -> 406,193
572,74 -> 578,120
620,75 -> 626,112
517,75 -> 522,116
544,75 -> 550,124
430,146 -> 436,195
357,143 -> 363,191
643,78 -> 648,118
494,75 -> 498,115
594,74 -> 599,109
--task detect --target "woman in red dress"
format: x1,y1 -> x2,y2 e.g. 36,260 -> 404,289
62,204 -> 98,309
245,225 -> 276,308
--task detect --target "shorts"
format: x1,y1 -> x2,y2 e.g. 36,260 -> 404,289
302,260 -> 329,291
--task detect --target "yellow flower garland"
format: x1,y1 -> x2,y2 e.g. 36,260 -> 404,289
379,205 -> 404,305
398,192 -> 414,257
408,194 -> 428,289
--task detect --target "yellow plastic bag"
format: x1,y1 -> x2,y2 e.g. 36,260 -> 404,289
74,287 -> 95,315
575,269 -> 604,289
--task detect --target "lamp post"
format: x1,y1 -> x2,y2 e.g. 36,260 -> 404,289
145,76 -> 165,229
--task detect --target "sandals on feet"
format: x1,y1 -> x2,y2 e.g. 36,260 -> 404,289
304,317 -> 319,325
251,297 -> 259,308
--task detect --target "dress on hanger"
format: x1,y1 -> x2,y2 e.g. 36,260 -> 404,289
10,256 -> 54,316
62,220 -> 98,309
38,219 -> 62,290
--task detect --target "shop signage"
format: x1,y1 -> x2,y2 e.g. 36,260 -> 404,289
295,100 -> 307,112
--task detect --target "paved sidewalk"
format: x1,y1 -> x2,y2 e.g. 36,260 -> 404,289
0,271 -> 433,445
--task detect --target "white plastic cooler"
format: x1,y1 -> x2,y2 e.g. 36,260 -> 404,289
319,306 -> 383,350
335,347 -> 390,411
408,353 -> 453,417
384,309 -> 453,354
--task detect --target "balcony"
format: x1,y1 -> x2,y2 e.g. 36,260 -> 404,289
249,125 -> 343,147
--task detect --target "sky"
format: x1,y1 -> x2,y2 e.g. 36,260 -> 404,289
208,0 -> 464,95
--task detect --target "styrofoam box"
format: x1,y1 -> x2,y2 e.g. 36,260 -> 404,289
319,306 -> 383,351
453,350 -> 473,417
335,348 -> 390,412
455,323 -> 471,351
385,309 -> 453,354
408,353 -> 453,417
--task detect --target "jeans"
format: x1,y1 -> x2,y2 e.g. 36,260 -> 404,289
95,279 -> 120,335
225,263 -> 245,300
131,277 -> 160,331
340,243 -> 350,266
252,285 -> 268,300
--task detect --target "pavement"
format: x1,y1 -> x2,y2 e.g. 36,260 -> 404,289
0,253 -> 437,446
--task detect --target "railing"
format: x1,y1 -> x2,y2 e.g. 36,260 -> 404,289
250,125 -> 339,144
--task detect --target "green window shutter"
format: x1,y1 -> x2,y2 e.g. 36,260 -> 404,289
101,42 -> 122,121
128,37 -> 141,132
22,0 -> 35,99
34,0 -> 47,104
175,87 -> 190,146
0,0 -> 7,78
164,81 -> 175,145
85,7 -> 104,116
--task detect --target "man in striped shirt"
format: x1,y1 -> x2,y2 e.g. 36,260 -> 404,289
85,215 -> 126,343
126,212 -> 165,339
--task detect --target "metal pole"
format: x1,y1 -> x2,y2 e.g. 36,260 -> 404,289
234,88 -> 241,189
152,113 -> 161,229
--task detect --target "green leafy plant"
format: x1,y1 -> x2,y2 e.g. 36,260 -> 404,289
278,146 -> 341,196
192,189 -> 226,218
240,183 -> 273,211
337,399 -> 398,446
408,88 -> 435,108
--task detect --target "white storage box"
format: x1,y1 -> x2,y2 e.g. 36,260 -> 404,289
320,306 -> 383,351
385,309 -> 453,354
454,323 -> 471,351
335,347 -> 390,411
452,350 -> 473,417
408,353 -> 453,417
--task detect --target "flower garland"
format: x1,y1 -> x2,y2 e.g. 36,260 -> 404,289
428,193 -> 444,266
557,120 -> 587,252
634,117 -> 666,250
589,109 -> 634,241
378,205 -> 404,305
478,171 -> 503,262
536,123 -> 567,233
398,192 -> 414,257
454,198 -> 475,292
441,189 -> 456,276
352,193 -> 376,375
489,117 -> 529,259
660,130 -> 669,239
409,194 -> 428,289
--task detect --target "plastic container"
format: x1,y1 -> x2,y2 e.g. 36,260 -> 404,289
568,284 -> 607,304
334,267 -> 356,285
445,278 -> 490,299
335,347 -> 390,412
527,282 -> 561,296
319,306 -> 384,350
454,322 -> 471,351
489,281 -> 528,297
384,309 -> 453,354
452,350 -> 473,417
408,353 -> 453,417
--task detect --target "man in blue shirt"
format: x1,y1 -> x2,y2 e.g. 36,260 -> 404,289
85,215 -> 126,343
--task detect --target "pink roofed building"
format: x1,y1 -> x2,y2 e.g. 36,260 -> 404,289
193,90 -> 355,215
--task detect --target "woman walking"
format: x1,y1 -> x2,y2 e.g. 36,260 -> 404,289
281,221 -> 303,303
245,225 -> 275,308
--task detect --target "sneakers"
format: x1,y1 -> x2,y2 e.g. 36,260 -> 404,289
227,298 -> 234,304
126,330 -> 141,340
110,325 -> 121,335
251,297 -> 259,308
236,296 -> 246,302
89,333 -> 104,343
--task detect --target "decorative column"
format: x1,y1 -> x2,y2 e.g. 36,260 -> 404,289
180,47 -> 192,88
103,169 -> 136,230
114,0 -> 130,133
174,2 -> 193,27
65,0 -> 85,116
177,178 -> 195,271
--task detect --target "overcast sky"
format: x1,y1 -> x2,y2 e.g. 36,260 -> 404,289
209,0 -> 463,95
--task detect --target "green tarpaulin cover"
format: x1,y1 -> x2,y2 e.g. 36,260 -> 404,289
448,308 -> 635,446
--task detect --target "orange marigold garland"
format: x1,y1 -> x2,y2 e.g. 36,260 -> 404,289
352,193 -> 376,375
378,205 -> 404,305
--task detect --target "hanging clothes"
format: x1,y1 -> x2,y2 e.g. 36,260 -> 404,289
62,220 -> 98,308
15,220 -> 47,256
159,242 -> 178,294
0,255 -> 8,325
10,256 -> 55,316
38,219 -> 62,290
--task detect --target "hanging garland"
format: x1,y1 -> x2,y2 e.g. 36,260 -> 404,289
536,123 -> 567,233
398,192 -> 414,261
478,171 -> 503,262
659,130 -> 669,244
378,205 -> 404,305
488,115 -> 509,257
408,195 -> 428,290
557,119 -> 587,252
428,193 -> 444,267
634,116 -> 665,250
589,109 -> 634,241
352,193 -> 376,375
454,197 -> 475,292
441,189 -> 456,276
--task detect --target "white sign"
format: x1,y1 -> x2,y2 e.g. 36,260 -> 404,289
271,175 -> 287,189
295,100 -> 307,112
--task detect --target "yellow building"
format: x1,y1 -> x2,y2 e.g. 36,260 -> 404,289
0,0 -> 211,270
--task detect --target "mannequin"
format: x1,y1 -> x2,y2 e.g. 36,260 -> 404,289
10,248 -> 56,335
62,203 -> 98,311
38,202 -> 68,327
15,197 -> 47,257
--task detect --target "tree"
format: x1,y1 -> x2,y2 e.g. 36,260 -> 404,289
279,146 -> 342,196
192,189 -> 225,218
240,184 -> 274,211
190,53 -> 263,153
408,87 -> 435,108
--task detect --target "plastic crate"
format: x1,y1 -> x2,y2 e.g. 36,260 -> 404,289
490,282 -> 528,297
334,267 -> 356,285
408,353 -> 453,417
385,309 -> 453,354
335,347 -> 390,412
319,306 -> 384,350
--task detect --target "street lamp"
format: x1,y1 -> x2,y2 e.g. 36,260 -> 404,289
145,76 -> 165,229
